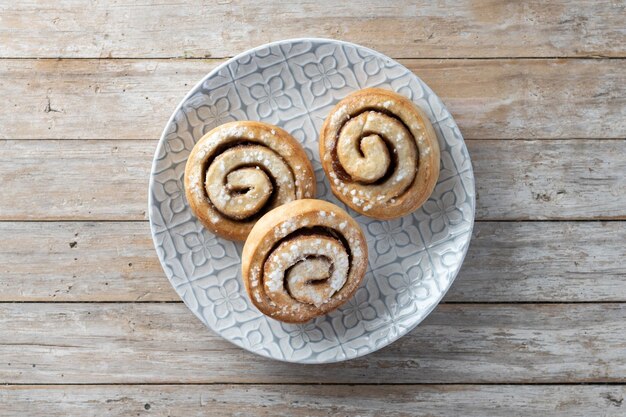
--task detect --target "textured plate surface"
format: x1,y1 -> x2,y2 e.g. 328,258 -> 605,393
149,38 -> 475,363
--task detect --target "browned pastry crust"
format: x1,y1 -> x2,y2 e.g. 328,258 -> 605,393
184,121 -> 316,241
241,199 -> 368,323
319,88 -> 440,219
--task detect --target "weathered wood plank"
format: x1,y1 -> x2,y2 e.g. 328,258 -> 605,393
1,59 -> 624,140
1,1 -> 624,59
1,139 -> 624,221
0,59 -> 201,141
414,59 -> 626,140
446,221 -> 626,302
1,384 -> 625,417
471,139 -> 626,220
1,221 -> 624,302
0,140 -> 151,221
0,303 -> 624,383
0,222 -> 173,302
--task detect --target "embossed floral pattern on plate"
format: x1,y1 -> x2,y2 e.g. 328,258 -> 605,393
149,38 -> 475,363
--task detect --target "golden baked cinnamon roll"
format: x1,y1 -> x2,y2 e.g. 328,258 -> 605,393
185,121 -> 316,241
242,199 -> 368,323
319,88 -> 440,219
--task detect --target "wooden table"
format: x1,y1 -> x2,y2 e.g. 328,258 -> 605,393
1,1 -> 625,415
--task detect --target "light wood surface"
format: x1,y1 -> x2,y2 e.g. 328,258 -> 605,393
1,1 -> 624,59
2,385 -> 625,417
1,59 -> 624,140
1,221 -> 624,302
0,0 -> 624,415
1,303 -> 625,384
2,139 -> 624,220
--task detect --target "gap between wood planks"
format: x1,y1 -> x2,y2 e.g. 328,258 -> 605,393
3,218 -> 626,223
1,382 -> 626,386
0,301 -> 625,304
1,56 -> 625,60
10,139 -> 620,141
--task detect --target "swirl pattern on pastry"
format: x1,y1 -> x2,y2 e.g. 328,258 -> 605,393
319,88 -> 440,219
242,199 -> 368,323
185,121 -> 316,241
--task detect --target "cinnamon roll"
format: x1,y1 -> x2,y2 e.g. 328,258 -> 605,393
242,199 -> 368,323
185,121 -> 316,241
319,88 -> 440,219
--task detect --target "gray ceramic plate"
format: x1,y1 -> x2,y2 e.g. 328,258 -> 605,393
149,38 -> 475,363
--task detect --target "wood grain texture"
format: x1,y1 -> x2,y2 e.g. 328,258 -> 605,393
0,222 -> 173,302
1,1 -> 625,59
1,139 -> 624,221
1,384 -> 625,417
415,59 -> 626,140
446,221 -> 626,302
1,221 -> 624,302
471,139 -> 626,220
1,58 -> 624,140
0,140 -> 151,221
1,303 -> 625,384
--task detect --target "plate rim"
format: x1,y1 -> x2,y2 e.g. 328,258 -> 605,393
148,37 -> 476,364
